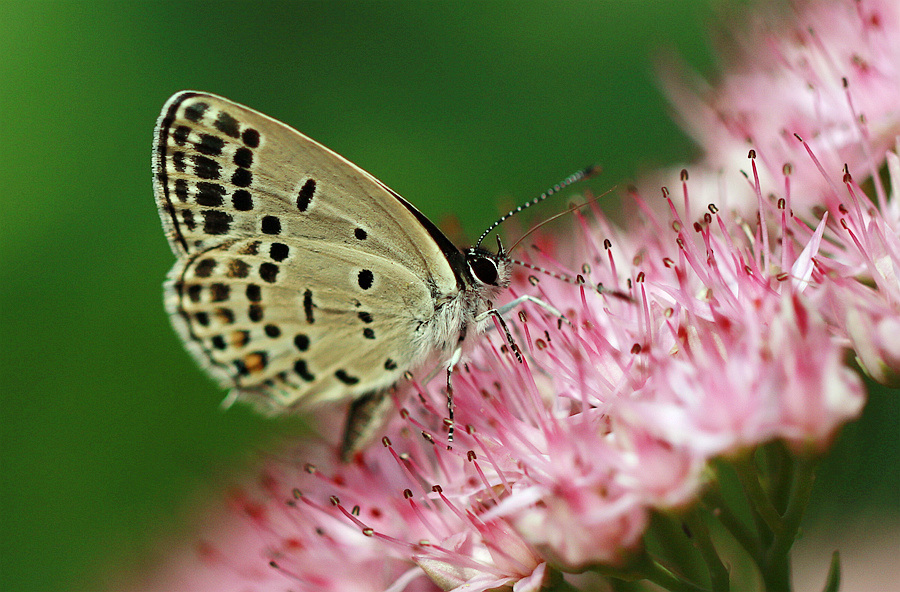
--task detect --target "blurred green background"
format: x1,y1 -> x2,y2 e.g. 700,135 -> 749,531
1,2 -> 896,591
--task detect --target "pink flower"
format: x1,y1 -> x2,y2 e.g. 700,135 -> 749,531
129,447 -> 438,592
129,144 -> 874,587
662,0 -> 900,213
125,1 -> 898,590
808,141 -> 900,386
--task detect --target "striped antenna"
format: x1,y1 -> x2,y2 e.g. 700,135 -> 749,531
474,164 -> 600,249
511,258 -> 584,286
512,257 -> 633,301
506,185 -> 616,254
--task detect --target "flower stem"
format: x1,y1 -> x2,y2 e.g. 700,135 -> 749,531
764,441 -> 793,515
645,511 -> 707,584
638,554 -> 712,592
734,455 -> 783,536
684,507 -> 730,592
701,486 -> 762,567
763,454 -> 818,590
703,489 -> 764,570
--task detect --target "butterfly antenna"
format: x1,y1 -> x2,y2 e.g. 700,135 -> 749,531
511,256 -> 633,300
475,164 -> 601,249
506,185 -> 616,254
511,258 -> 585,286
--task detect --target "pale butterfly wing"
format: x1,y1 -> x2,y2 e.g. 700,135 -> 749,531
153,91 -> 462,410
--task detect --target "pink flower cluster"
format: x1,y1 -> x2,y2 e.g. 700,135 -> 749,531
661,0 -> 900,213
130,1 -> 898,590
661,0 -> 900,389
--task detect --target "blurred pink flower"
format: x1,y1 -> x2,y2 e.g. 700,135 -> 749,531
659,0 -> 900,214
131,448 -> 438,592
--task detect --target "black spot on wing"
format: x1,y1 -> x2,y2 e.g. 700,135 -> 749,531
294,334 -> 310,351
357,270 -> 374,290
335,369 -> 360,385
202,210 -> 232,235
196,134 -> 224,156
210,283 -> 230,302
186,284 -> 203,303
294,359 -> 315,382
173,125 -> 190,145
214,111 -> 240,138
192,154 -> 221,180
231,167 -> 252,187
297,179 -> 315,212
248,304 -> 264,322
242,128 -> 260,148
259,262 -> 279,283
269,243 -> 289,261
194,258 -> 217,278
246,284 -> 261,302
303,290 -> 314,324
174,179 -> 189,201
195,182 -> 225,207
261,216 -> 281,235
184,101 -> 208,122
232,189 -> 253,211
227,259 -> 249,278
233,147 -> 253,168
181,209 -> 195,230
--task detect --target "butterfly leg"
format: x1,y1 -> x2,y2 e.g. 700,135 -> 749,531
493,294 -> 569,323
443,296 -> 569,447
444,296 -> 569,447
445,346 -> 463,446
475,294 -> 570,362
476,309 -> 525,363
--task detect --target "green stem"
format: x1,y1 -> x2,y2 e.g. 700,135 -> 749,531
684,507 -> 730,592
763,454 -> 818,590
771,455 -> 816,556
702,486 -> 763,566
764,442 -> 794,515
639,555 -> 712,592
646,511 -> 706,584
588,555 -> 649,583
592,553 -> 710,592
734,455 -> 783,537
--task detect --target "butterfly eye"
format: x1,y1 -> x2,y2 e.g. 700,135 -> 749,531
468,256 -> 499,286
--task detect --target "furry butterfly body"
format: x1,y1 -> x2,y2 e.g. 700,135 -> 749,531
153,91 -> 511,450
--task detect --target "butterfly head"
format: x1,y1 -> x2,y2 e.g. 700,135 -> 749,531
463,235 -> 511,298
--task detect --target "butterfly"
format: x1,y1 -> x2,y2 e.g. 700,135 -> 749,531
153,91 -> 588,457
